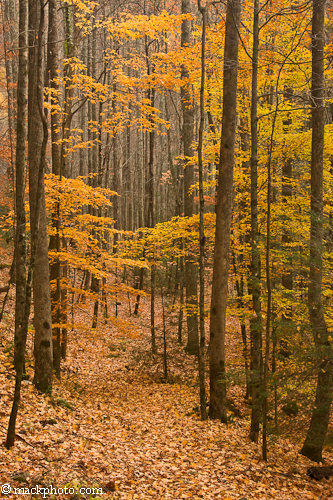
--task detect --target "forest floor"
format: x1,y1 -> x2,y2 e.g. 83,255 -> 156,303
0,251 -> 333,499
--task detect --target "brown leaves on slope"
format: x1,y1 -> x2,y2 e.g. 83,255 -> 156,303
0,295 -> 332,499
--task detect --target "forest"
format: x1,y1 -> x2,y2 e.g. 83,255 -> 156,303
0,0 -> 333,498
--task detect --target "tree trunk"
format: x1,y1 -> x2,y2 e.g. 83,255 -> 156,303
47,0 -> 62,378
301,0 -> 333,463
280,87 -> 293,357
28,0 -> 53,393
147,82 -> 156,353
209,0 -> 241,422
181,0 -> 199,356
249,0 -> 262,443
197,1 -> 208,421
6,0 -> 28,449
92,20 -> 101,327
234,114 -> 251,400
2,0 -> 18,189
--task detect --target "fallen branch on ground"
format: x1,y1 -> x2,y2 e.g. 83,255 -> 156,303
307,466 -> 333,480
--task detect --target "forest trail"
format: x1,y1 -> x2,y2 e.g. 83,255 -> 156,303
0,287 -> 333,499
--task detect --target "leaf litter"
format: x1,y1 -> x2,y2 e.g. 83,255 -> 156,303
0,271 -> 333,499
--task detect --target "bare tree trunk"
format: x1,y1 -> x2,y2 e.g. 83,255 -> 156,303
6,0 -> 28,449
148,82 -> 156,353
209,0 -> 241,422
232,248 -> 250,399
47,0 -> 62,378
28,0 -> 53,393
280,87 -> 293,356
301,0 -> 333,463
161,284 -> 168,380
1,0 -> 18,189
197,0 -> 208,421
181,0 -> 198,356
262,63 -> 281,465
79,37 -> 88,178
235,113 -> 251,400
90,22 -> 100,329
61,242 -> 68,359
249,0 -> 262,443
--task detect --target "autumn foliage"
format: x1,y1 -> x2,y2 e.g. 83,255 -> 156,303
0,0 -> 333,497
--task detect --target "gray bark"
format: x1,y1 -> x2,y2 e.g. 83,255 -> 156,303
28,0 -> 53,393
249,0 -> 262,443
197,0 -> 208,421
181,0 -> 199,356
209,0 -> 241,422
6,0 -> 28,449
47,0 -> 62,378
301,0 -> 333,463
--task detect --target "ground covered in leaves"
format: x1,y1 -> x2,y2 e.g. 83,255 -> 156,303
0,266 -> 333,499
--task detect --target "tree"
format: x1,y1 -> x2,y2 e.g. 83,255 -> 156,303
1,0 -> 18,188
181,0 -> 199,356
301,0 -> 333,463
47,0 -> 62,378
28,0 -> 53,393
209,0 -> 241,422
249,0 -> 262,444
6,0 -> 28,449
197,0 -> 208,421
